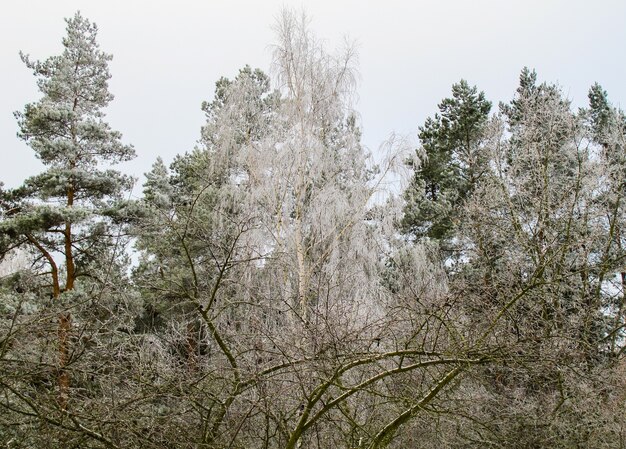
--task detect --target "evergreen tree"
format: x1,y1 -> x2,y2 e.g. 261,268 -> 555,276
134,66 -> 277,313
401,80 -> 491,245
586,83 -> 626,349
0,12 -> 134,407
448,70 -> 624,446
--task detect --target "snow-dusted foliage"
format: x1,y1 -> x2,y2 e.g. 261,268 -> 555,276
1,10 -> 624,449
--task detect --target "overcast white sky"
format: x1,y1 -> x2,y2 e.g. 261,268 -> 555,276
1,0 -> 625,190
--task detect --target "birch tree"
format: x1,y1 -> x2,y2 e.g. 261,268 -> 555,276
3,8 -> 624,449
125,10 -> 478,448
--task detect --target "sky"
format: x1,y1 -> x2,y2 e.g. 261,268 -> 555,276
1,0 -> 625,191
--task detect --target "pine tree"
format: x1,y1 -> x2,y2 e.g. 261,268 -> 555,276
586,83 -> 626,349
401,80 -> 491,246
134,66 -> 277,309
448,70 -> 625,446
0,12 -> 134,407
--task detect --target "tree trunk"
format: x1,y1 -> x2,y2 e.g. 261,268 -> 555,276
58,184 -> 76,409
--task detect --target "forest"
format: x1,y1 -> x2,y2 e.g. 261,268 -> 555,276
0,10 -> 625,449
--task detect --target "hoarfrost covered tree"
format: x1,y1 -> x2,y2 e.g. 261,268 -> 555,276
261,9 -> 373,326
442,69 -> 626,447
127,10 -> 482,449
1,8 -> 624,449
130,10 -> 383,445
134,65 -> 278,330
128,65 -> 280,445
586,82 -> 626,349
204,10 -> 486,449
